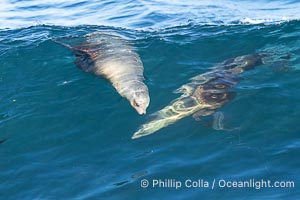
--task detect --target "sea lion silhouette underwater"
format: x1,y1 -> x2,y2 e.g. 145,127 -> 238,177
132,53 -> 288,139
53,33 -> 150,115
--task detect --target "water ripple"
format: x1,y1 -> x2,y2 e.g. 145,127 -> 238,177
1,0 -> 300,29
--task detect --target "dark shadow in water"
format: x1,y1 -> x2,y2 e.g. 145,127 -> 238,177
113,180 -> 130,187
113,171 -> 149,187
131,171 -> 148,179
0,138 -> 8,145
112,151 -> 152,186
0,112 -> 10,120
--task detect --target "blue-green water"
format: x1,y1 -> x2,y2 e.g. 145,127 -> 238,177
1,1 -> 300,200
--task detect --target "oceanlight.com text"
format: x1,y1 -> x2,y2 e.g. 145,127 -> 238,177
140,178 -> 295,190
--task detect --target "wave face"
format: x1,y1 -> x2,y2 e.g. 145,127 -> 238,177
1,1 -> 300,200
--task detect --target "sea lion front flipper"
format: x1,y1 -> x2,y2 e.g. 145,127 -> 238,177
211,111 -> 241,131
173,84 -> 194,97
212,111 -> 225,130
52,36 -> 102,72
73,50 -> 95,72
192,111 -> 225,130
192,108 -> 215,121
190,74 -> 210,84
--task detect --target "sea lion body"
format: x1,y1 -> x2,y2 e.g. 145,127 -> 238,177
54,33 -> 150,114
132,54 -> 263,139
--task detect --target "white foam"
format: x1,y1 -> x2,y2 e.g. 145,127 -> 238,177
238,17 -> 291,25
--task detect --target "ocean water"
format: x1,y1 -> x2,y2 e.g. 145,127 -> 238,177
1,0 -> 300,199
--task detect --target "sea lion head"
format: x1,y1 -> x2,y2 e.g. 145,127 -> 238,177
130,87 -> 150,115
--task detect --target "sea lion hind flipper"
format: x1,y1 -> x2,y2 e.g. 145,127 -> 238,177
52,36 -> 101,56
52,36 -> 89,50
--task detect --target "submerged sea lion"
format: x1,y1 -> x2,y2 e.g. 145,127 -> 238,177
53,33 -> 150,114
132,54 -> 263,139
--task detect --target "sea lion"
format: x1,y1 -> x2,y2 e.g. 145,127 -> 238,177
53,33 -> 150,114
132,54 -> 263,139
